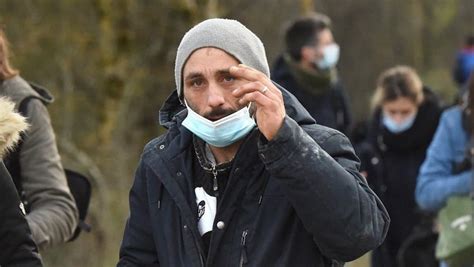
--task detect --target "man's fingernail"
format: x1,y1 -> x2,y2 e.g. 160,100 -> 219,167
230,66 -> 238,71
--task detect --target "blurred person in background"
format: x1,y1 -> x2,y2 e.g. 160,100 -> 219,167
118,18 -> 389,267
416,71 -> 474,267
0,28 -> 78,249
0,97 -> 42,266
272,13 -> 352,135
453,35 -> 474,93
361,66 -> 442,267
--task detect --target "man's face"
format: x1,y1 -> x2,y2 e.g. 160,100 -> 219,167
312,28 -> 335,62
183,47 -> 247,121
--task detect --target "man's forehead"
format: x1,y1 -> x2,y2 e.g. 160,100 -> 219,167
316,29 -> 334,45
183,47 -> 240,75
187,47 -> 238,61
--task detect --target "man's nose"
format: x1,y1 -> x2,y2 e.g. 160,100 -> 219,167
207,83 -> 226,107
393,114 -> 406,124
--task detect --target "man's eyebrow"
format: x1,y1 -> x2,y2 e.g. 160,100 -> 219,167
215,69 -> 232,76
184,72 -> 203,81
185,69 -> 234,80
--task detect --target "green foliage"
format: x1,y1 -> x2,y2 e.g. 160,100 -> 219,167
430,0 -> 459,36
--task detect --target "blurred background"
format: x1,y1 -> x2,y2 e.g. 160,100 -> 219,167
1,0 -> 473,266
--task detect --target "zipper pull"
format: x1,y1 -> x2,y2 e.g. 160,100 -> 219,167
212,164 -> 219,197
240,230 -> 248,266
241,230 -> 248,246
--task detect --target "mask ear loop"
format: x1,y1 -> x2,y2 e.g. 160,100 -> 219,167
183,99 -> 199,114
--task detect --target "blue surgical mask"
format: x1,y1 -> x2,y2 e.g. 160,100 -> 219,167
182,103 -> 256,147
382,112 -> 417,134
315,43 -> 340,70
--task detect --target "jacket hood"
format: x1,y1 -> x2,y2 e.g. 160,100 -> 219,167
0,76 -> 54,107
0,98 -> 28,158
158,82 -> 316,129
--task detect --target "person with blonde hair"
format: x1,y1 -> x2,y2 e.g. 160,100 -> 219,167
0,28 -> 78,249
362,66 -> 442,266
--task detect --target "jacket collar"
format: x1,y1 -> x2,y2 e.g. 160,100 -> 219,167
0,76 -> 54,105
0,98 -> 28,157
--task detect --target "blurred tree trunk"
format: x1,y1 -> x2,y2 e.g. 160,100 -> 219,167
299,0 -> 315,15
174,0 -> 222,23
95,0 -> 132,146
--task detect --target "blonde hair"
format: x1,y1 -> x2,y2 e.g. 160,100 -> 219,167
0,28 -> 19,81
371,66 -> 424,109
0,97 -> 28,158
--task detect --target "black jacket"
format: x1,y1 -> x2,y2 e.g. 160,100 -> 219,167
272,56 -> 352,135
118,86 -> 389,267
0,162 -> 42,267
362,88 -> 442,267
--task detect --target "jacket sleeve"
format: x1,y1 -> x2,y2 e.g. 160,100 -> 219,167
21,99 -> 78,248
118,158 -> 160,266
415,111 -> 471,212
0,162 -> 43,267
258,116 -> 389,262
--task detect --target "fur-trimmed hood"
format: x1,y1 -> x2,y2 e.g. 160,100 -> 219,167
0,97 -> 28,158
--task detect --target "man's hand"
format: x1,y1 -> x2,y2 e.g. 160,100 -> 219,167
230,64 -> 286,141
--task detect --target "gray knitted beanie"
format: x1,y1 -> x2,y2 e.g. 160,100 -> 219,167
175,18 -> 270,99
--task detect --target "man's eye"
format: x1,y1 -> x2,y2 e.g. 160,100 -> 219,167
191,79 -> 203,87
223,75 -> 235,82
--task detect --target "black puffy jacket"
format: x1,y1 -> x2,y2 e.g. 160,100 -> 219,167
0,162 -> 42,267
118,86 -> 389,267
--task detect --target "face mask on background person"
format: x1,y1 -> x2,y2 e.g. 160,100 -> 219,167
182,103 -> 256,147
315,43 -> 340,70
382,112 -> 417,134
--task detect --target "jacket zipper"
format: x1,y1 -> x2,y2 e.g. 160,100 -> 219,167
199,252 -> 204,267
211,164 -> 219,197
239,230 -> 248,267
184,224 -> 205,267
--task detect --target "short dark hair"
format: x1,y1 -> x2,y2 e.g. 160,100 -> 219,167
284,13 -> 332,61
